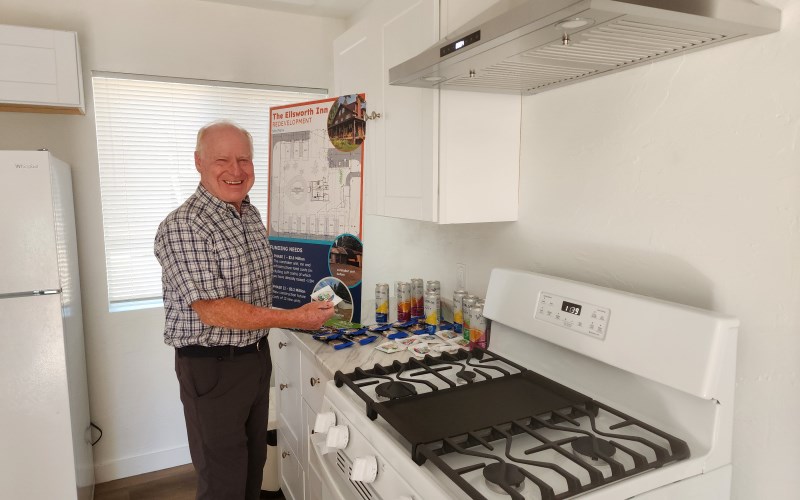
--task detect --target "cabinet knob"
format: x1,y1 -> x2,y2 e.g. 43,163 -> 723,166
282,450 -> 290,459
279,383 -> 289,390
365,111 -> 382,120
278,341 -> 287,349
310,377 -> 320,387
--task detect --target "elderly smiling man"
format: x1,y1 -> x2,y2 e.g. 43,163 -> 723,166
155,120 -> 334,499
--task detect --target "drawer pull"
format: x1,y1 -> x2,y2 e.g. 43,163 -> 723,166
282,450 -> 290,458
279,383 -> 288,390
278,341 -> 287,349
310,377 -> 320,387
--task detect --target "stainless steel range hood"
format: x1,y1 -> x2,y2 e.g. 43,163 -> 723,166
389,0 -> 781,95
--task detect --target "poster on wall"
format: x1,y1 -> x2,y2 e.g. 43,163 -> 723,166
267,94 -> 365,323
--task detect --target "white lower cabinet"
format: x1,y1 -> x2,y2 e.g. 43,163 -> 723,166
271,330 -> 332,500
277,428 -> 304,500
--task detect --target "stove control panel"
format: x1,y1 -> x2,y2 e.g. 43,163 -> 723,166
535,292 -> 610,340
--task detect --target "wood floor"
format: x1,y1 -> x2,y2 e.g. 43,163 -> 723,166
93,465 -> 285,500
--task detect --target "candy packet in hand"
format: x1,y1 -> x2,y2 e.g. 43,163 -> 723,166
311,285 -> 343,305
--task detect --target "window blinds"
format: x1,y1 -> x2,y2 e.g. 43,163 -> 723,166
92,74 -> 326,307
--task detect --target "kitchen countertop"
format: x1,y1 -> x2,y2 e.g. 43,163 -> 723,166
278,327 -> 417,379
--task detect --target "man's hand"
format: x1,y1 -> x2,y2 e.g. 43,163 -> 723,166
291,300 -> 336,330
191,297 -> 336,330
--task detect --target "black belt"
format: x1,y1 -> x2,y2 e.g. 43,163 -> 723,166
176,336 -> 267,358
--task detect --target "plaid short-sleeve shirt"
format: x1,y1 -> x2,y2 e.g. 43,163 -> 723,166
154,184 -> 273,348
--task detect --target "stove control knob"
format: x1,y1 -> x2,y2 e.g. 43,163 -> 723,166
325,425 -> 349,449
350,455 -> 378,483
313,412 -> 336,434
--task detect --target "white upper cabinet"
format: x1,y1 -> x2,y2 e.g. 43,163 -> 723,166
0,24 -> 85,114
334,0 -> 520,224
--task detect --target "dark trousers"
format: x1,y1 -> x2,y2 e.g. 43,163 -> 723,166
175,344 -> 272,500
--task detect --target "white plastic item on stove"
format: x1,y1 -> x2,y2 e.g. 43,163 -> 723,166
313,411 -> 336,434
350,455 -> 378,483
325,425 -> 349,449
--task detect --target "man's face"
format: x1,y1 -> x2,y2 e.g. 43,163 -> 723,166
195,125 -> 255,209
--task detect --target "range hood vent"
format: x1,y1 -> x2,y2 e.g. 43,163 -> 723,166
389,0 -> 780,95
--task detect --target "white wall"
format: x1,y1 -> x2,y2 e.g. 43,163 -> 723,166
2,0 -> 797,495
359,1 -> 799,498
0,0 -> 343,482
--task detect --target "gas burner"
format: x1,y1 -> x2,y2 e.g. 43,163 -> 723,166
375,381 -> 417,400
483,462 -> 525,495
571,436 -> 616,461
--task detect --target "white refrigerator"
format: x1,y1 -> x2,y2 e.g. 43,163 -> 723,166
0,151 -> 94,500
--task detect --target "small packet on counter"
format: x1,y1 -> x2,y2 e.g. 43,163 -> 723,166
343,331 -> 379,345
404,323 -> 428,334
414,334 -> 443,344
409,343 -> 432,358
339,327 -> 368,336
311,285 -> 343,305
436,330 -> 461,341
312,330 -> 342,341
366,323 -> 391,332
326,338 -> 354,350
311,329 -> 354,350
433,343 -> 460,355
396,336 -> 421,348
379,328 -> 408,340
448,337 -> 470,348
391,320 -> 416,329
374,340 -> 404,354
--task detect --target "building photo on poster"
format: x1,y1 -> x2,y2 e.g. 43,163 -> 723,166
267,94 -> 365,322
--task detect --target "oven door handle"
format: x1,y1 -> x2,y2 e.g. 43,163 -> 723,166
310,433 -> 353,499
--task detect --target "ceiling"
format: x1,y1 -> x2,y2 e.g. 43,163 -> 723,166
194,0 -> 370,18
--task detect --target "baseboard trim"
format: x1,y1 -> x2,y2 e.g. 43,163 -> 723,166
94,445 -> 192,483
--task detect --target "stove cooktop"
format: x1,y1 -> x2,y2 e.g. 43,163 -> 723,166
334,348 -> 690,500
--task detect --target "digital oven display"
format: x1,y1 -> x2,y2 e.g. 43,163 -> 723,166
561,301 -> 582,316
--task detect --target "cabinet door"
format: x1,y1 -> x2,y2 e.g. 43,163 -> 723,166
277,428 -> 304,500
300,351 -> 330,414
275,363 -> 302,459
270,329 -> 302,456
440,0 -> 506,35
0,24 -> 84,113
335,1 -> 439,221
333,17 -> 381,216
303,401 -> 321,500
380,0 -> 439,221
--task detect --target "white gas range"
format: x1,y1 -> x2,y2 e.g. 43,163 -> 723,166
311,268 -> 738,499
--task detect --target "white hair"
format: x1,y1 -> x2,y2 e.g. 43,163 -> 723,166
195,120 -> 254,158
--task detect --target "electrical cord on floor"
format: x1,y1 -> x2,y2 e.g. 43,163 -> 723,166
90,422 -> 103,446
